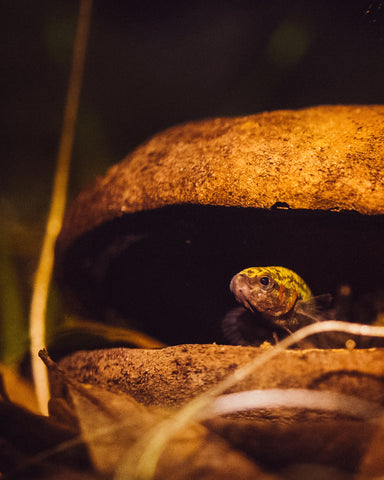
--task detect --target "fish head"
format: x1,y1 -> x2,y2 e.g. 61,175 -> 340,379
230,267 -> 299,316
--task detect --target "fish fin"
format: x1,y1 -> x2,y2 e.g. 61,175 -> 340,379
222,306 -> 285,346
222,306 -> 254,345
294,294 -> 368,348
294,294 -> 334,323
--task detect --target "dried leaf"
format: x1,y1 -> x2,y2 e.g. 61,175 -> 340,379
41,349 -> 274,479
66,383 -> 273,479
55,344 -> 384,476
0,394 -> 82,478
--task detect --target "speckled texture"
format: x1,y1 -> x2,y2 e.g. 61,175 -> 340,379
57,105 -> 384,254
52,344 -> 384,476
58,344 -> 384,408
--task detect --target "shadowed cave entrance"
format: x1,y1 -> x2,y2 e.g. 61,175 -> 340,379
57,205 -> 384,346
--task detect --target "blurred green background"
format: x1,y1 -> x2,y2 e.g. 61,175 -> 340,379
1,0 -> 383,364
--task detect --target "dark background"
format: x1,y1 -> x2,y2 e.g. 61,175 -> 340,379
2,0 -> 384,218
1,0 -> 384,351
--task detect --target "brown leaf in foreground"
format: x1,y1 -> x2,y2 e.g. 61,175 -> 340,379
0,374 -> 87,479
63,376 -> 275,479
54,344 -> 384,477
41,348 -> 276,479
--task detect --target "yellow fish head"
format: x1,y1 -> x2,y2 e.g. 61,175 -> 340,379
230,266 -> 311,317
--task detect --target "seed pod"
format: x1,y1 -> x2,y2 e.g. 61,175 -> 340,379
55,105 -> 384,344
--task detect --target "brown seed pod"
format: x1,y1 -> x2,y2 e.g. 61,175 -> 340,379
55,105 -> 384,345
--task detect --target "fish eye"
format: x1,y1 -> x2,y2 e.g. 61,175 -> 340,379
259,275 -> 273,289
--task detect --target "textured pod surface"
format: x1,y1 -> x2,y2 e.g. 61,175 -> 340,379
54,105 -> 384,345
58,344 -> 384,408
57,104 -> 384,254
55,345 -> 384,474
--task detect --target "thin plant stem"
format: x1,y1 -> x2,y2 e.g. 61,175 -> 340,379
29,0 -> 93,415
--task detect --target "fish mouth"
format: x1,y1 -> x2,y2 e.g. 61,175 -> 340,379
230,274 -> 256,312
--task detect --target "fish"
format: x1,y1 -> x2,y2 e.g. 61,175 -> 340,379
223,266 -> 330,346
230,266 -> 312,328
224,266 -> 384,348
